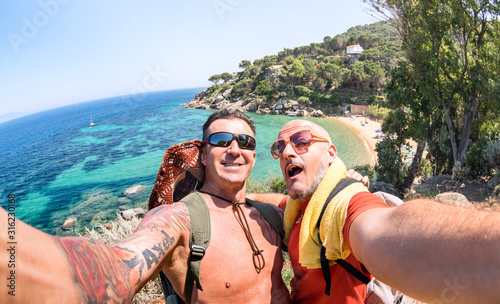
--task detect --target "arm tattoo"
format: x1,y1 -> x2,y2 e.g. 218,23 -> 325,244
56,237 -> 140,303
55,204 -> 191,302
136,203 -> 190,233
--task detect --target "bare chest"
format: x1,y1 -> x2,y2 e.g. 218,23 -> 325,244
197,205 -> 284,301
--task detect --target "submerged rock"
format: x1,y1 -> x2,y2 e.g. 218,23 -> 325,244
62,217 -> 76,229
121,207 -> 146,220
123,185 -> 148,198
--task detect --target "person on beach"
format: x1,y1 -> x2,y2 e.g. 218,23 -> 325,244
250,119 -> 500,304
0,109 -> 291,303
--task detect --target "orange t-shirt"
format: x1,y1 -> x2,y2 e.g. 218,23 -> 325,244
282,192 -> 387,304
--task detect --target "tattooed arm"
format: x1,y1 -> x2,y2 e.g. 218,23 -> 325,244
0,204 -> 190,303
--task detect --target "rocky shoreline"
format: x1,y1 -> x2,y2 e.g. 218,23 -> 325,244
184,87 -> 327,117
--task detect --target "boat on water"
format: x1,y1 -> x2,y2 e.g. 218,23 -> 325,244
90,113 -> 95,127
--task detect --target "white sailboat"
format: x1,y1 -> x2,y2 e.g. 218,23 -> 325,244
90,113 -> 95,127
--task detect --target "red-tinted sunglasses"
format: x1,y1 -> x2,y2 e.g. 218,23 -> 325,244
270,130 -> 329,159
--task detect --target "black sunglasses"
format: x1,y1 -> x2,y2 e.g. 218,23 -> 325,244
204,132 -> 256,150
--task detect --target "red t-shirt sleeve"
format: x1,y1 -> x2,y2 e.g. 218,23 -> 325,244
344,192 -> 388,253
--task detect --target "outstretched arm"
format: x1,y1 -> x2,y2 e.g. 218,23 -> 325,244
349,199 -> 500,304
246,193 -> 287,207
0,203 -> 190,303
246,169 -> 369,208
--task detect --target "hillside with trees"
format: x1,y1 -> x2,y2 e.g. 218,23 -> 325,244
191,21 -> 403,115
188,6 -> 500,199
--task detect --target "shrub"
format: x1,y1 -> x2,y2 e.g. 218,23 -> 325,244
417,158 -> 433,181
367,104 -> 390,121
352,164 -> 376,179
231,78 -> 254,97
293,85 -> 312,97
464,137 -> 490,177
247,174 -> 288,194
484,141 -> 500,171
375,138 -> 407,186
297,96 -> 309,104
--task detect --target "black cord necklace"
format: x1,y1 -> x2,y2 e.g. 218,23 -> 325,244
198,190 -> 265,273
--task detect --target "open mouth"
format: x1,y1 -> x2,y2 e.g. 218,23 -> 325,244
287,165 -> 303,178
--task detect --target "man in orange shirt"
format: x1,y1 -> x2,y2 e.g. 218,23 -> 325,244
251,119 -> 500,304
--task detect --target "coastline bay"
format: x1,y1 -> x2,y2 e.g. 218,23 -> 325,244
0,88 -> 370,234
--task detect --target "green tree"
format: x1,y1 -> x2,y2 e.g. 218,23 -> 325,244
349,62 -> 367,90
219,72 -> 233,83
239,60 -> 251,69
363,60 -> 385,88
375,137 -> 406,190
289,59 -> 305,87
231,78 -> 254,97
254,80 -> 276,101
366,0 -> 500,176
208,74 -> 222,85
318,62 -> 349,88
382,63 -> 439,191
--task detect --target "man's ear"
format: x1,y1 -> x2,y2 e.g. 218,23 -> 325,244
251,151 -> 256,168
201,146 -> 207,166
328,144 -> 337,163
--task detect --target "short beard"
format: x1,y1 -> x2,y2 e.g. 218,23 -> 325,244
290,154 -> 329,200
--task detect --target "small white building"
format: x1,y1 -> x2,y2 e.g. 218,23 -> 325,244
346,44 -> 364,56
267,64 -> 283,76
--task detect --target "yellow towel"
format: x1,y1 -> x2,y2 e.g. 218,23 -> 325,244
283,157 -> 368,269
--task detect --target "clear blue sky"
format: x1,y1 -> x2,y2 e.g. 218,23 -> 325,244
0,0 -> 378,116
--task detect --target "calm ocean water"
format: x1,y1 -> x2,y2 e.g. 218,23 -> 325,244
0,88 -> 370,234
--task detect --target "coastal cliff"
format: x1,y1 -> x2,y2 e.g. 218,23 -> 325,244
184,87 -> 327,117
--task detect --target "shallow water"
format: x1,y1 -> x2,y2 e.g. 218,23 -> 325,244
0,88 -> 369,234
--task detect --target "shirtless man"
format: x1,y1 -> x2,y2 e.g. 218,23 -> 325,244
0,109 -> 290,303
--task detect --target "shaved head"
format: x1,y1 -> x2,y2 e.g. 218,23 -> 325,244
279,120 -> 332,144
276,119 -> 337,203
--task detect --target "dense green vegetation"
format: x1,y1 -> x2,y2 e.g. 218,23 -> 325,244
368,0 -> 500,193
207,3 -> 500,195
208,21 -> 403,113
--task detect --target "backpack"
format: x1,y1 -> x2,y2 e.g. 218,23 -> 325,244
160,191 -> 284,304
316,178 -> 405,304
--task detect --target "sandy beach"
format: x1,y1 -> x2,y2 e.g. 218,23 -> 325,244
333,116 -> 420,166
333,116 -> 381,165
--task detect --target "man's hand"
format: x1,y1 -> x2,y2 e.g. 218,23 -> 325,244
346,169 -> 370,188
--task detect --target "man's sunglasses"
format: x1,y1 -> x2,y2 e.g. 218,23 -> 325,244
204,132 -> 256,150
270,130 -> 329,159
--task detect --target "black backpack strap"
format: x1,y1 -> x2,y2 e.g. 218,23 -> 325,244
316,178 -> 370,295
160,271 -> 184,303
334,258 -> 371,284
246,198 -> 285,240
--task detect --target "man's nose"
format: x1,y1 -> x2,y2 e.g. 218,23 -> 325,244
226,139 -> 241,155
281,141 -> 296,159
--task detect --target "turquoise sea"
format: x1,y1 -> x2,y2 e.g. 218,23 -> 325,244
0,88 -> 370,234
